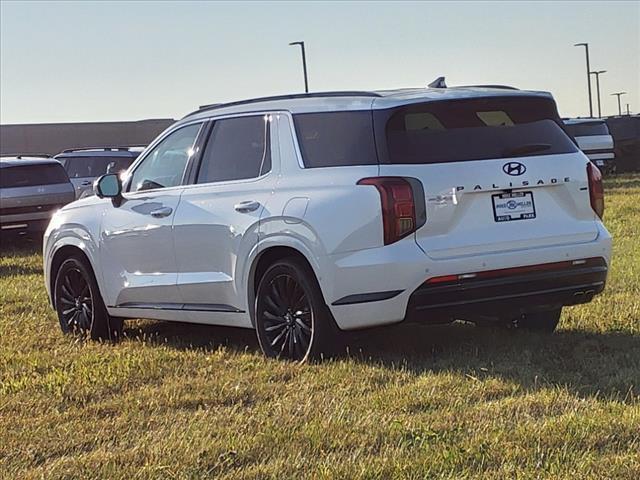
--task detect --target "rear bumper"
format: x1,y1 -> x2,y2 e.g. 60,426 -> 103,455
325,222 -> 611,330
405,257 -> 607,321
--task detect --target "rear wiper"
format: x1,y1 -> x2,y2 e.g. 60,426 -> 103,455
502,143 -> 551,158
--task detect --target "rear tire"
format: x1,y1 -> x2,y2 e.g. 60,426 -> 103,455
54,256 -> 123,341
513,308 -> 562,333
254,257 -> 339,362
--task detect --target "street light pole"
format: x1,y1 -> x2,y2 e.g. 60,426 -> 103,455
574,43 -> 593,117
611,92 -> 627,116
289,41 -> 309,93
590,70 -> 606,118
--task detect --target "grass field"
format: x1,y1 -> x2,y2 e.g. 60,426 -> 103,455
1,175 -> 639,479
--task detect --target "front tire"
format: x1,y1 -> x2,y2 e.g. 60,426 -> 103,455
54,256 -> 122,341
254,258 -> 338,361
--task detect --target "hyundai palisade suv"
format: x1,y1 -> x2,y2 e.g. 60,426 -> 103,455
43,85 -> 612,361
1,157 -> 75,237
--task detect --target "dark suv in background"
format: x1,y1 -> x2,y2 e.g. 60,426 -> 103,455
54,146 -> 145,199
0,157 -> 75,237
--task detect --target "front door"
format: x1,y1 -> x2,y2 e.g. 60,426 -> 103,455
98,122 -> 204,308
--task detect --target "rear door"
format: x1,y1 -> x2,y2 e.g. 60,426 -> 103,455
172,114 -> 276,322
374,95 -> 598,259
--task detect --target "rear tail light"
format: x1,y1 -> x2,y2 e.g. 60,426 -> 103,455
358,177 -> 424,245
587,162 -> 604,218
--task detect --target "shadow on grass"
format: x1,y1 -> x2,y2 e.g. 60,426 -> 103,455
126,318 -> 640,401
7,232 -> 636,400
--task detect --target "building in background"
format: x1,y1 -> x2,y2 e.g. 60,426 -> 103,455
0,118 -> 175,156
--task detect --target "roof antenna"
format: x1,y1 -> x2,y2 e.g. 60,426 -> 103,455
428,76 -> 447,88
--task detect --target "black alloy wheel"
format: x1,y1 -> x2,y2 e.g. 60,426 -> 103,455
255,258 -> 338,361
54,256 -> 123,341
56,264 -> 94,333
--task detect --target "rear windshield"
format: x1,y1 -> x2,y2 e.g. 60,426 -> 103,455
376,96 -> 578,164
60,156 -> 134,178
1,163 -> 69,188
564,122 -> 609,137
293,111 -> 378,168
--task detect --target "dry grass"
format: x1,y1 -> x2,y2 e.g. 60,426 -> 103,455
1,175 -> 639,479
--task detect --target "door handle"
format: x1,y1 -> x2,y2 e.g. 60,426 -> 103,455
149,206 -> 173,218
81,181 -> 92,186
234,200 -> 260,213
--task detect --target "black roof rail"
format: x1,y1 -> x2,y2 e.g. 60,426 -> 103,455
60,145 -> 146,154
186,91 -> 383,118
451,84 -> 519,90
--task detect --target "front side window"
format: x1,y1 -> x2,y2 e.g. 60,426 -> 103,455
197,115 -> 270,183
128,124 -> 201,192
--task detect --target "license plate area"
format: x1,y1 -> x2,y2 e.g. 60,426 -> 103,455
492,191 -> 536,222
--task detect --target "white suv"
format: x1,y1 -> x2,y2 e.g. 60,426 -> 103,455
44,85 -> 612,361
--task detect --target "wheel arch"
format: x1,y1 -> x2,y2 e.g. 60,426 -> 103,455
246,240 -> 327,326
48,242 -> 98,309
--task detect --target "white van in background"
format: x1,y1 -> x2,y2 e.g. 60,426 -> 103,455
564,118 -> 616,173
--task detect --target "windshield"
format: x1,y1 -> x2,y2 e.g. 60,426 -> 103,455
1,164 -> 69,188
564,122 -> 610,137
375,96 -> 578,164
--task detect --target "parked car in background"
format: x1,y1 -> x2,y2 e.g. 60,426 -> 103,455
54,146 -> 145,199
564,118 -> 616,174
44,85 -> 611,361
1,157 -> 75,237
606,115 -> 640,173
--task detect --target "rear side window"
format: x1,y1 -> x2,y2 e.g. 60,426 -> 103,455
197,115 -> 271,183
1,163 -> 69,188
564,122 -> 609,137
62,156 -> 134,178
293,111 -> 378,167
377,96 -> 578,164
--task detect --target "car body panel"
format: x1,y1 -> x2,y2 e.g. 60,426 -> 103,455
99,187 -> 184,307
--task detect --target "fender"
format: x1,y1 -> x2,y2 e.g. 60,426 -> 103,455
241,233 -> 328,325
44,219 -> 103,307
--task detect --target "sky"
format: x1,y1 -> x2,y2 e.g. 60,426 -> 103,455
1,0 -> 638,124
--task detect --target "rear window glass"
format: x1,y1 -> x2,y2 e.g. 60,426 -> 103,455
564,122 -> 609,137
1,163 -> 69,188
293,111 -> 378,167
377,97 -> 578,164
61,156 -> 135,178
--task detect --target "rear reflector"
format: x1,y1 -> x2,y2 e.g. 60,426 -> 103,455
587,162 -> 605,219
425,257 -> 604,286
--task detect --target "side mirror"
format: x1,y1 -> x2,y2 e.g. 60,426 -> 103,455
94,174 -> 122,205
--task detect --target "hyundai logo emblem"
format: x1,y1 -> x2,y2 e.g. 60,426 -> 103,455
503,161 -> 526,176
